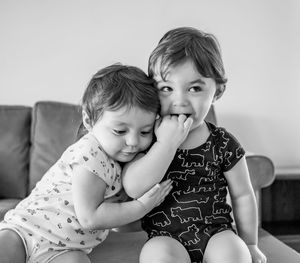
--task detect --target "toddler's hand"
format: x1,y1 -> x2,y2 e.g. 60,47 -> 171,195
155,114 -> 193,149
137,179 -> 172,213
247,244 -> 267,263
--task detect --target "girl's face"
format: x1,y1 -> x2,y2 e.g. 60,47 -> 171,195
154,59 -> 219,131
87,106 -> 156,163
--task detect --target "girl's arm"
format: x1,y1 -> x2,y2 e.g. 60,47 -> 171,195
72,164 -> 172,230
123,115 -> 193,198
225,156 -> 266,263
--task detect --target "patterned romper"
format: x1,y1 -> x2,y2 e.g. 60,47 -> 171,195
0,133 -> 126,263
142,122 -> 245,263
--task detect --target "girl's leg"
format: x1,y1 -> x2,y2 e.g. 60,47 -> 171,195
203,230 -> 251,263
0,229 -> 26,263
140,236 -> 191,263
50,250 -> 91,263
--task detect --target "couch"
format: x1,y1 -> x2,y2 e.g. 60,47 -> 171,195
1,101 -> 299,262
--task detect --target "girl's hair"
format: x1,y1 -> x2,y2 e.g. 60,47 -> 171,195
82,63 -> 159,126
148,27 -> 227,85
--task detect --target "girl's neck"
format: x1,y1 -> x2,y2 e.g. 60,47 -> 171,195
179,121 -> 210,150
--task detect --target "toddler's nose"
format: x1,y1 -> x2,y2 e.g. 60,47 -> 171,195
172,91 -> 189,107
126,134 -> 139,147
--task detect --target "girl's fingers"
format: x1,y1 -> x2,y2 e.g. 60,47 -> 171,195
146,184 -> 160,197
160,179 -> 172,187
184,117 -> 193,130
156,180 -> 172,195
177,114 -> 193,130
178,114 -> 187,122
161,182 -> 173,196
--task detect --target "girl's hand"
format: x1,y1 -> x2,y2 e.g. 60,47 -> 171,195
137,179 -> 173,213
247,245 -> 267,263
155,114 -> 193,149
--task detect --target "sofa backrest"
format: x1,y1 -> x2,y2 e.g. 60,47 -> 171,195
0,105 -> 31,198
29,101 -> 82,191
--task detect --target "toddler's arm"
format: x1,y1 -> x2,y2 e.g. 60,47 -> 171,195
122,114 -> 193,198
72,164 -> 172,230
225,156 -> 267,263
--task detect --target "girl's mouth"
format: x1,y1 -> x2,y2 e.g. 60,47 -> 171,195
170,114 -> 191,118
122,151 -> 137,156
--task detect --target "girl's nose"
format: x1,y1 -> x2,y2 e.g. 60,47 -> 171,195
126,134 -> 139,147
172,90 -> 189,107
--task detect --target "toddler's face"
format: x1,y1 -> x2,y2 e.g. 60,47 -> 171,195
90,106 -> 156,162
154,59 -> 217,131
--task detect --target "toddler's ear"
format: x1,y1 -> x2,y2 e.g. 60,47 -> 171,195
82,110 -> 92,131
213,84 -> 226,102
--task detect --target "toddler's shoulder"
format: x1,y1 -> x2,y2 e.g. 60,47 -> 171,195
207,122 -> 245,171
63,133 -> 108,164
207,122 -> 240,144
207,122 -> 245,154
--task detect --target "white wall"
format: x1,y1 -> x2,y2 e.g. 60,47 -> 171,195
0,0 -> 299,172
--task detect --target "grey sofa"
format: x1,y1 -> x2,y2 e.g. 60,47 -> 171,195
1,101 -> 299,262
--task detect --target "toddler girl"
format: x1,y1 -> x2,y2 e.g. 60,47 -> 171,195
0,64 -> 173,263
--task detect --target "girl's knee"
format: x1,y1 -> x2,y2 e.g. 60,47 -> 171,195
203,230 -> 251,263
0,229 -> 26,263
140,236 -> 191,263
51,250 -> 90,263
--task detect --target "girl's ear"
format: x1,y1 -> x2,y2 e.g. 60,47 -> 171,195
213,84 -> 226,102
82,110 -> 92,131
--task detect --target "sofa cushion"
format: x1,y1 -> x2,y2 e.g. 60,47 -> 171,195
0,105 -> 31,199
0,198 -> 21,220
29,101 -> 82,191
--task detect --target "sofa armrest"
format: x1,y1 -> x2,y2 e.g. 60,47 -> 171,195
245,153 -> 275,226
246,153 -> 275,189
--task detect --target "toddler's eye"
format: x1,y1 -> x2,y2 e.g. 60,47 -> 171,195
113,129 -> 126,135
159,86 -> 172,92
189,86 -> 202,92
141,130 -> 153,136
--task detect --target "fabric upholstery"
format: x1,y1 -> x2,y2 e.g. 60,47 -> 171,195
29,101 -> 82,191
0,105 -> 31,198
0,198 -> 21,220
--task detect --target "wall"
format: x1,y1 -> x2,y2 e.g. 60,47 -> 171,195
0,0 -> 299,172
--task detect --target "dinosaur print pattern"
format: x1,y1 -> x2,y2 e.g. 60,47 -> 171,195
142,122 -> 245,263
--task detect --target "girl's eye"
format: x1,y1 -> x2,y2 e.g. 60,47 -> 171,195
159,86 -> 172,92
141,130 -> 153,136
113,129 -> 126,135
189,86 -> 202,92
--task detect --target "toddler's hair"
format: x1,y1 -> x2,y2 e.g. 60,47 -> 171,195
148,27 -> 227,85
82,63 -> 159,126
